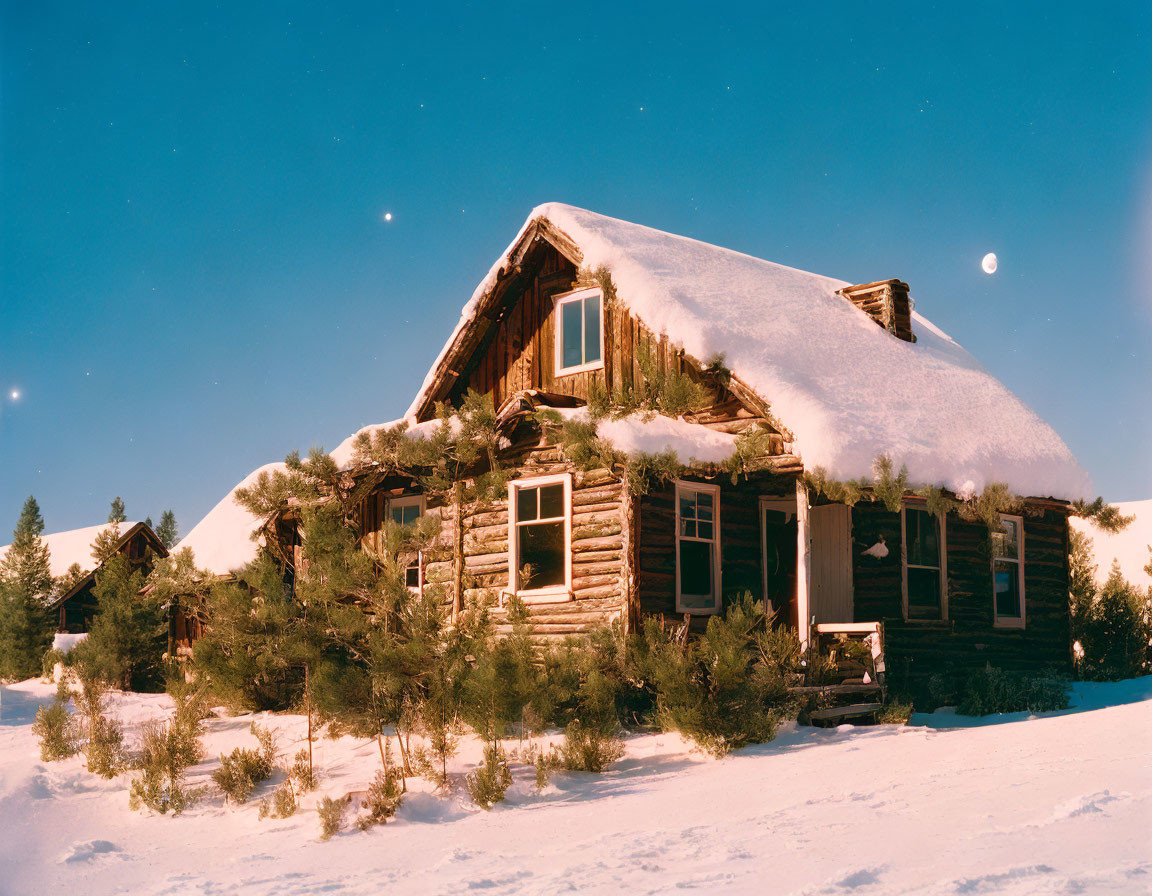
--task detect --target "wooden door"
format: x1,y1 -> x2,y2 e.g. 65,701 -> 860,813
809,504 -> 853,624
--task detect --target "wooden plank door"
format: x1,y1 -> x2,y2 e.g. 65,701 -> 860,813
809,504 -> 854,624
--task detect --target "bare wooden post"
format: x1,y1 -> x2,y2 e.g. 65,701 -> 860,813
795,476 -> 812,650
620,476 -> 638,636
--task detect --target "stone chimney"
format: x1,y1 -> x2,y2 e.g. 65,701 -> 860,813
836,279 -> 915,343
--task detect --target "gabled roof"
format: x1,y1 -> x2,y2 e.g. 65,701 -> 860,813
0,521 -> 149,579
408,203 -> 1091,501
172,463 -> 287,577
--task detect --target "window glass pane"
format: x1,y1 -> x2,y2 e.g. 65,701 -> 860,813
404,563 -> 420,589
539,483 -> 564,520
584,295 -> 601,363
680,540 -> 714,605
994,519 -> 1018,561
391,503 -> 421,526
680,518 -> 696,538
697,521 -> 713,541
517,486 -> 538,523
696,491 -> 714,523
561,301 -> 583,369
907,567 -> 941,616
907,509 -> 939,567
994,561 -> 1020,618
518,520 -> 565,589
679,491 -> 697,523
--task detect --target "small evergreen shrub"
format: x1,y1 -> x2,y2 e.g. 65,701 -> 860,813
84,713 -> 126,778
557,719 -> 624,773
74,675 -> 125,777
259,782 -> 298,820
467,745 -> 512,809
129,719 -> 203,815
317,795 -> 347,841
641,594 -> 801,757
876,700 -> 914,724
32,700 -> 77,761
355,766 -> 403,830
956,666 -> 1070,716
289,748 -> 317,792
213,723 -> 276,804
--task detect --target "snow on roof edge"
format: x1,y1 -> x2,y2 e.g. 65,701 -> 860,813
406,202 -> 1091,502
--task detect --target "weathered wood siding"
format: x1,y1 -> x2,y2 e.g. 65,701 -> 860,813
851,502 -> 1072,681
436,241 -> 779,443
357,446 -> 629,642
636,474 -> 793,630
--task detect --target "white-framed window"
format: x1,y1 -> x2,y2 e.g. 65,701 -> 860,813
901,504 -> 947,621
992,514 -> 1026,628
553,286 -> 604,375
676,481 -> 722,614
507,473 -> 572,603
388,495 -> 425,592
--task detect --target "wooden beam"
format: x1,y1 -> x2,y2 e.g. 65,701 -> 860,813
796,476 -> 812,649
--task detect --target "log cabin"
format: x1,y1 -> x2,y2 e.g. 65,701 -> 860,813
182,204 -> 1092,686
0,521 -> 167,633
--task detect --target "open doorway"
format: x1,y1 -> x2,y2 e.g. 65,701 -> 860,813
760,499 -> 798,628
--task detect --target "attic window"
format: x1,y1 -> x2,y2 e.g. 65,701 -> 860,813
554,287 -> 603,375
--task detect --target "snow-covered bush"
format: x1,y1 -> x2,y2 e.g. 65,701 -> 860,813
128,677 -> 208,815
129,719 -> 203,815
32,699 -> 78,761
317,795 -> 347,840
467,745 -> 512,809
556,719 -> 624,773
213,723 -> 276,804
356,765 -> 403,830
74,673 -> 125,777
956,666 -> 1069,716
259,782 -> 297,820
289,748 -> 317,792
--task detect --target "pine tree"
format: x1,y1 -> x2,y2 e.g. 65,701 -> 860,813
107,497 -> 127,524
155,510 -> 178,549
192,556 -> 307,710
144,516 -> 153,529
91,520 -> 123,564
0,496 -> 56,680
73,555 -> 166,690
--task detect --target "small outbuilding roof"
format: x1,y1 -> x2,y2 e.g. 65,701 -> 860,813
0,521 -> 146,579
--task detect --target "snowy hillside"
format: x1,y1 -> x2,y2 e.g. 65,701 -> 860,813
1,679 -> 1149,895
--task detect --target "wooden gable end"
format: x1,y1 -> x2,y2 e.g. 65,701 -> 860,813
419,220 -> 785,444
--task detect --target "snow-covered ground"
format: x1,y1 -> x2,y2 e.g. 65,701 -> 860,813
1,678 -> 1150,896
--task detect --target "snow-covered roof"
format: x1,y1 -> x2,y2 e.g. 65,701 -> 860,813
554,408 -> 739,466
0,521 -> 145,579
329,417 -> 452,470
1070,499 -> 1152,589
409,203 -> 1091,501
172,464 -> 286,576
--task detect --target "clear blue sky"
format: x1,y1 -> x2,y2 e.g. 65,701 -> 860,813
2,2 -> 1149,540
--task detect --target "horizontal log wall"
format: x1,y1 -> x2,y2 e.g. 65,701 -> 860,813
361,447 -> 629,643
851,502 -> 1072,682
637,473 -> 796,631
